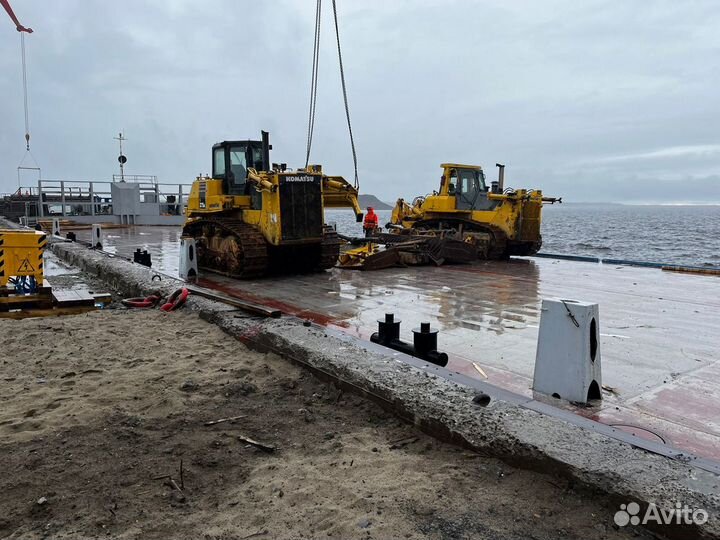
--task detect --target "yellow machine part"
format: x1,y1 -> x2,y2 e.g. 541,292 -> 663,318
0,229 -> 46,287
185,178 -> 283,244
414,189 -> 544,243
337,243 -> 380,268
390,163 -> 556,256
185,169 -> 362,247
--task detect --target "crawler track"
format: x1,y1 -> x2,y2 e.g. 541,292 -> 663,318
317,228 -> 341,270
183,218 -> 341,278
182,218 -> 268,279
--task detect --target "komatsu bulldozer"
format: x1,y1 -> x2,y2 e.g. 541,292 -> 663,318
389,163 -> 559,259
183,131 -> 363,278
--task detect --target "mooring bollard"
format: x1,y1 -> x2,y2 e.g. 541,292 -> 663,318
91,224 -> 102,249
370,314 -> 448,367
52,218 -> 61,237
533,298 -> 602,404
375,313 -> 401,344
179,237 -> 198,280
133,248 -> 152,268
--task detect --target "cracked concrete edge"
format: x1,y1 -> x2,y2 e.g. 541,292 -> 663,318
47,237 -> 720,539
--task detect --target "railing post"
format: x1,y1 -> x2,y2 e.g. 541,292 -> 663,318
61,181 -> 66,217
38,179 -> 44,218
90,182 -> 95,216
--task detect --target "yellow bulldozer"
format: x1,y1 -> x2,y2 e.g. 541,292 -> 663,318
183,131 -> 363,278
389,163 -> 559,259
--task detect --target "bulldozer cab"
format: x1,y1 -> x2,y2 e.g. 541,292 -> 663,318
441,164 -> 495,211
212,131 -> 271,196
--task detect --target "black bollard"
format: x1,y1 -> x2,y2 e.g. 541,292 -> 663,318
376,313 -> 401,344
370,316 -> 448,367
133,248 -> 152,268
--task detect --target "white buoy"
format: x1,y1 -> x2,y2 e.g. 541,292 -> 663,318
52,218 -> 61,237
179,237 -> 198,281
533,298 -> 602,404
92,224 -> 103,249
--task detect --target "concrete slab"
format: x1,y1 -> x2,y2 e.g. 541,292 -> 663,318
68,224 -> 720,462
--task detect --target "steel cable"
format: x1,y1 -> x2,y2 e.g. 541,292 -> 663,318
331,0 -> 358,189
20,31 -> 30,150
305,0 -> 322,168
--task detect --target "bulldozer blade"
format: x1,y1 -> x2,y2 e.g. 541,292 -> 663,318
439,240 -> 477,263
358,248 -> 402,271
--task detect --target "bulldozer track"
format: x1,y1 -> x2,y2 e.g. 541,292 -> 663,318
317,228 -> 341,271
183,217 -> 269,279
183,218 -> 341,278
397,219 -> 510,260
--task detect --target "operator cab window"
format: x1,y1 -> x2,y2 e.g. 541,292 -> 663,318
229,148 -> 248,182
448,170 -> 458,195
250,146 -> 264,171
458,169 -> 480,195
457,168 -> 486,208
225,145 -> 248,195
213,148 -> 226,179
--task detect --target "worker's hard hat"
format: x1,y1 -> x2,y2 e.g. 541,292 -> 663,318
367,206 -> 374,211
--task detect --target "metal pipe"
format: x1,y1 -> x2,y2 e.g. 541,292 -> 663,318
261,131 -> 270,172
495,163 -> 505,192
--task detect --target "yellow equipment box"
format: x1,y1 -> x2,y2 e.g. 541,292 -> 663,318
0,229 -> 47,289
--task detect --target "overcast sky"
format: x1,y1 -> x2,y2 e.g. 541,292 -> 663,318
1,0 -> 719,203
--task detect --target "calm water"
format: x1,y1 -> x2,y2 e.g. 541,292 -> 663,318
326,204 -> 720,267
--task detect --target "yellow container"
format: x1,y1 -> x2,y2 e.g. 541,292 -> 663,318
0,229 -> 46,288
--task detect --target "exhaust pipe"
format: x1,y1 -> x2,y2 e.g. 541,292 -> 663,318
261,130 -> 271,172
495,163 -> 505,193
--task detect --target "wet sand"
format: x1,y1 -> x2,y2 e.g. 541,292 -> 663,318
0,307 -> 655,539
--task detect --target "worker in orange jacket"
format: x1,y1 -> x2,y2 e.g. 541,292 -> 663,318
363,207 -> 379,237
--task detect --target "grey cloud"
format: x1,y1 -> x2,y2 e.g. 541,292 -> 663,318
1,0 -> 719,204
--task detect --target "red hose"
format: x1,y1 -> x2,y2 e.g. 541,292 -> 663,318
121,294 -> 161,308
160,288 -> 189,312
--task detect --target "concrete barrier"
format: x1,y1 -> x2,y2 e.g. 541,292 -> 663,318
533,299 -> 602,404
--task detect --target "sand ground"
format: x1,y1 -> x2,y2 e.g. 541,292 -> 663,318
0,308 -> 652,539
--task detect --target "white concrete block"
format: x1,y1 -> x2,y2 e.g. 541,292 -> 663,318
52,218 -> 61,237
179,237 -> 198,281
533,298 -> 602,404
92,224 -> 103,249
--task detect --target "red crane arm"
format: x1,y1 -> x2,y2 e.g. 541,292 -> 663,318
1,0 -> 32,32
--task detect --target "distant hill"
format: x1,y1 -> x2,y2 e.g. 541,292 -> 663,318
358,194 -> 393,210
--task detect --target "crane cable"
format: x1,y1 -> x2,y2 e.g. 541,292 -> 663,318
331,0 -> 358,190
20,30 -> 30,151
304,0 -> 321,169
304,0 -> 359,190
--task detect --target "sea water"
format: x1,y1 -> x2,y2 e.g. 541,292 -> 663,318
326,204 -> 720,267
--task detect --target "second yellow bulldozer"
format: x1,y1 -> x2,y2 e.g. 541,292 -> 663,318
183,131 -> 363,278
389,163 -> 559,259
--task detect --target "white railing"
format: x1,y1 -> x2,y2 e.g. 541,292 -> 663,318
28,179 -> 192,218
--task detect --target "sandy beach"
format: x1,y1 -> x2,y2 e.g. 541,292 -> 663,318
0,307 -> 654,539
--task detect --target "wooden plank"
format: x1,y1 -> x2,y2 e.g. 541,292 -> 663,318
0,305 -> 97,319
185,284 -> 281,318
0,298 -> 54,312
53,289 -> 95,307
